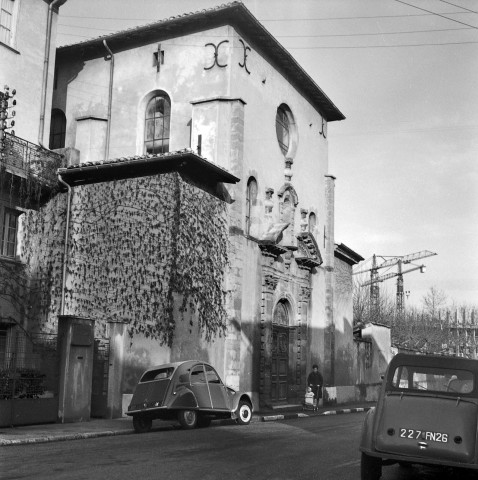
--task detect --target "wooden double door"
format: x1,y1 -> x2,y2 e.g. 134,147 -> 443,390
271,324 -> 289,402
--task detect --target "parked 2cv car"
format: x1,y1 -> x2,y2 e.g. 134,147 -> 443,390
360,353 -> 478,479
126,360 -> 253,433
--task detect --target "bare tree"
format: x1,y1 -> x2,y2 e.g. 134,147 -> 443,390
353,276 -> 395,327
421,286 -> 447,319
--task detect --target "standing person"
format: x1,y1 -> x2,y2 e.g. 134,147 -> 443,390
307,364 -> 323,403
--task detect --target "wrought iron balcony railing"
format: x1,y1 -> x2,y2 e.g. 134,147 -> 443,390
0,133 -> 63,186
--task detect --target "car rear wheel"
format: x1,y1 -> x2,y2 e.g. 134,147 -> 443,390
178,409 -> 198,429
236,400 -> 252,425
133,416 -> 152,434
361,453 -> 382,480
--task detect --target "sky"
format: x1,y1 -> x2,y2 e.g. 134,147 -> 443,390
55,0 -> 478,308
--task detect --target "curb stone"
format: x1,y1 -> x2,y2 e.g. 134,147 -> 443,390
261,406 -> 373,422
0,430 -> 132,446
0,406 -> 374,446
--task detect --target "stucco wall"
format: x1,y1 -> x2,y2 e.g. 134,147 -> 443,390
0,0 -> 61,145
50,20 -> 346,406
334,258 -> 355,385
362,323 -> 392,383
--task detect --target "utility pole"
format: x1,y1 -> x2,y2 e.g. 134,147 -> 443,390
396,260 -> 404,314
370,255 -> 379,320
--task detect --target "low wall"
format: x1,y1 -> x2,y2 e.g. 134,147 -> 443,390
324,384 -> 381,406
0,398 -> 58,427
122,394 -> 133,417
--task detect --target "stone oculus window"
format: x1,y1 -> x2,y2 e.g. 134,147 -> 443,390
275,104 -> 297,158
144,93 -> 171,154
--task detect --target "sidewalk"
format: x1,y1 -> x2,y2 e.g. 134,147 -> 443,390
0,402 -> 375,446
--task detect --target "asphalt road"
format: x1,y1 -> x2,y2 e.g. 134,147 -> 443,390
1,413 -> 477,480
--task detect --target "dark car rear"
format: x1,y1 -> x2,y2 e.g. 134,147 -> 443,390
126,360 -> 253,432
360,353 -> 478,479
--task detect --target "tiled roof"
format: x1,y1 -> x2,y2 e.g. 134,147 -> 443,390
57,149 -> 239,202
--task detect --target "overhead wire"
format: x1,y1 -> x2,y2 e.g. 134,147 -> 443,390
59,10 -> 477,21
56,31 -> 478,47
392,0 -> 478,30
434,0 -> 478,14
56,24 -> 474,37
57,3 -> 478,48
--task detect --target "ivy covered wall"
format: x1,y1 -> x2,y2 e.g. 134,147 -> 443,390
21,172 -> 230,350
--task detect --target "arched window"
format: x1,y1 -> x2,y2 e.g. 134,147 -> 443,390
144,94 -> 170,154
308,212 -> 317,233
49,109 -> 66,149
273,300 -> 289,326
245,177 -> 257,236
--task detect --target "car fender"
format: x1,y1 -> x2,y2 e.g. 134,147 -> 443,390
168,387 -> 198,409
360,407 -> 376,453
230,392 -> 253,412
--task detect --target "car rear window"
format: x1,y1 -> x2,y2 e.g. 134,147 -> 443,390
140,367 -> 174,382
390,365 -> 474,394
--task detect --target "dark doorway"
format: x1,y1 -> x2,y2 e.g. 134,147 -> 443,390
271,301 -> 290,403
90,339 -> 109,418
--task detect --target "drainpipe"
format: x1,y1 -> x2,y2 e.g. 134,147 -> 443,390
58,173 -> 72,316
38,0 -> 62,148
103,40 -> 114,161
324,174 -> 336,387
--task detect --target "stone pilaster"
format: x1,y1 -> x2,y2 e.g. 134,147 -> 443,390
191,97 -> 246,386
259,271 -> 278,408
298,284 -> 312,386
106,320 -> 127,419
324,175 -> 336,386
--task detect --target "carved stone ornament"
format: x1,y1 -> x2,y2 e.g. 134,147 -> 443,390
264,274 -> 279,291
300,285 -> 312,301
295,232 -> 323,270
258,222 -> 289,257
277,183 -> 299,206
264,187 -> 274,214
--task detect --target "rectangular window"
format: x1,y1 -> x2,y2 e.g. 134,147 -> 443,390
0,326 -> 8,368
391,365 -> 474,394
1,208 -> 19,257
0,0 -> 15,46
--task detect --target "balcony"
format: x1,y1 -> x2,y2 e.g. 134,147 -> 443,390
0,134 -> 63,208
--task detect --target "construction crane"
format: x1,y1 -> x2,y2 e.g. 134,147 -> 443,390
354,250 -> 437,313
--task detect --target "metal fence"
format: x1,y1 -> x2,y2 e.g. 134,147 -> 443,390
0,328 -> 58,400
0,134 -> 62,185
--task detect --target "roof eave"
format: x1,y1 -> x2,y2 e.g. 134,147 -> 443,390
56,2 -> 345,122
57,150 -> 240,203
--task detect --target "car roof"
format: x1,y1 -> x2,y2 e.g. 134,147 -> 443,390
142,360 -> 210,373
389,353 -> 478,373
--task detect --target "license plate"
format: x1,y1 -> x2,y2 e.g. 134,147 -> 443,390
399,428 -> 448,443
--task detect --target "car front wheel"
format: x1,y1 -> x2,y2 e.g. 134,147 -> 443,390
178,409 -> 198,429
236,400 -> 252,425
133,416 -> 152,434
361,452 -> 382,480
